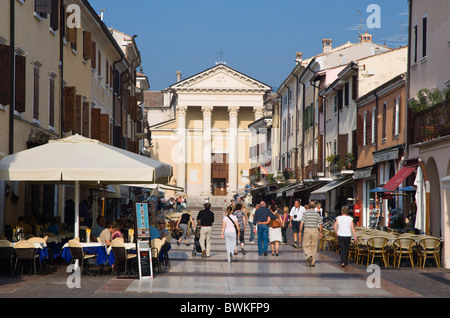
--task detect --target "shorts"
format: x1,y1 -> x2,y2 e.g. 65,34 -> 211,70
291,220 -> 300,233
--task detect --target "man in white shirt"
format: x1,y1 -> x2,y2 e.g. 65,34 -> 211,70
289,199 -> 306,248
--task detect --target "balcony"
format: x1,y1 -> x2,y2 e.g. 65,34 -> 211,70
413,99 -> 450,144
326,154 -> 356,176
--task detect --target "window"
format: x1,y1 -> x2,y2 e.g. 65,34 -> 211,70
33,66 -> 40,121
394,96 -> 400,136
382,102 -> 387,140
363,111 -> 367,146
413,24 -> 418,64
334,95 -> 338,113
372,107 -> 376,144
34,0 -> 51,19
344,82 -> 349,106
422,16 -> 427,58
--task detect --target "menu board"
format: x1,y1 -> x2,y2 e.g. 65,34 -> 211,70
137,241 -> 153,279
135,203 -> 150,239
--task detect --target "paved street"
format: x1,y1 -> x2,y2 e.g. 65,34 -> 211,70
0,207 -> 449,300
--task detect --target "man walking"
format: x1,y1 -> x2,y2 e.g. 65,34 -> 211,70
299,200 -> 323,266
253,201 -> 276,256
197,202 -> 215,258
290,199 -> 305,248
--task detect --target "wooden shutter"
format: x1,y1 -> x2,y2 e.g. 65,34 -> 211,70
366,110 -> 372,145
67,27 -> 77,44
15,55 -> 26,113
35,0 -> 51,18
99,114 -> 110,144
352,75 -> 358,100
0,44 -> 10,106
74,95 -> 82,135
33,67 -> 40,120
356,114 -> 364,146
82,101 -> 90,137
50,0 -> 59,31
98,51 -> 102,76
130,95 -> 137,120
63,86 -> 76,132
49,78 -> 55,127
106,60 -> 109,85
337,89 -> 343,111
91,41 -> 96,69
83,31 -> 91,60
318,134 -> 324,172
338,134 -> 348,157
91,108 -> 101,140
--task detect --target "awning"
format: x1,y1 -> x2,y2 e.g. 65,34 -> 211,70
310,178 -> 354,201
383,160 -> 418,192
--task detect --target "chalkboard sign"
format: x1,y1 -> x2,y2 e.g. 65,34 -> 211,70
137,240 -> 153,279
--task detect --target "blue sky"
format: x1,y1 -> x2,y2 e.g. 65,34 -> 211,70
89,0 -> 409,91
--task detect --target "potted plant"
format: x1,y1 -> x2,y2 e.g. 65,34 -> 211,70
344,153 -> 355,169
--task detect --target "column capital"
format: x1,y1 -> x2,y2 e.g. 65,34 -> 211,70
228,106 -> 240,118
177,106 -> 188,117
253,106 -> 265,120
202,106 -> 213,117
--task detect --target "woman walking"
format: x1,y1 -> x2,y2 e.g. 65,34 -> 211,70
333,206 -> 357,267
233,204 -> 247,255
269,205 -> 283,256
176,210 -> 194,246
221,206 -> 240,263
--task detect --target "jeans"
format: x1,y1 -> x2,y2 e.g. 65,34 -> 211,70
249,222 -> 255,242
257,224 -> 269,255
224,231 -> 236,262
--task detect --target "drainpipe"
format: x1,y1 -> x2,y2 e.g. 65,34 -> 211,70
59,0 -> 64,137
9,0 -> 15,155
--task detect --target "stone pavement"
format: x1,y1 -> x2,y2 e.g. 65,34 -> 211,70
0,207 -> 449,299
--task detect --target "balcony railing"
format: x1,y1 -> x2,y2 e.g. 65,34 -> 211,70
413,99 -> 450,144
328,160 -> 356,175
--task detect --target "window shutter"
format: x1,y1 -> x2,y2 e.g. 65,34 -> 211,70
318,134 -> 324,172
15,55 -> 26,113
35,0 -> 51,18
356,114 -> 364,146
74,95 -> 82,135
83,31 -> 91,60
67,27 -> 77,44
0,44 -> 11,106
338,89 -> 343,111
49,78 -> 55,127
33,67 -> 40,120
99,113 -> 110,144
366,110 -> 372,145
106,60 -> 109,85
91,41 -> 96,69
63,86 -> 76,132
83,101 -> 90,137
98,51 -> 102,76
338,134 -> 348,157
352,75 -> 358,100
91,108 -> 100,140
50,0 -> 59,31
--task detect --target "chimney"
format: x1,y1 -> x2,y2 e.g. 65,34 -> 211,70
295,52 -> 303,63
360,32 -> 373,43
322,39 -> 333,54
176,71 -> 182,82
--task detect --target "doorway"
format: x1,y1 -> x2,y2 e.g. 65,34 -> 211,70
211,153 -> 228,196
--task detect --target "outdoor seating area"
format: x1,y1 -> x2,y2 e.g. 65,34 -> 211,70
321,227 -> 443,268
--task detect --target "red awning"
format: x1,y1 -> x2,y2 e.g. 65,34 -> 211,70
383,161 -> 419,192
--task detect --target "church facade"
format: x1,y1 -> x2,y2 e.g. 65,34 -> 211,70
147,63 -> 271,205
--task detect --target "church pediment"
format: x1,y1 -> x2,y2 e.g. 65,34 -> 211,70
170,64 -> 271,92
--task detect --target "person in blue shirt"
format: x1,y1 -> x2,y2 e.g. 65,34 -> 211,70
253,201 -> 276,256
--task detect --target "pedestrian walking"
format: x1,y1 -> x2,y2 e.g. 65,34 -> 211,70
333,206 -> 357,267
232,203 -> 247,255
290,199 -> 306,248
196,202 -> 215,258
248,203 -> 259,243
176,210 -> 194,246
281,206 -> 290,244
300,201 -> 323,266
222,206 -> 240,263
253,201 -> 276,256
269,205 -> 283,256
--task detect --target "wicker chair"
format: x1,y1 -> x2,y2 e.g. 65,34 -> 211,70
355,236 -> 371,266
14,240 -> 41,275
67,239 -> 97,275
0,240 -> 14,276
393,238 -> 415,268
367,236 -> 389,267
111,238 -> 137,275
418,237 -> 441,268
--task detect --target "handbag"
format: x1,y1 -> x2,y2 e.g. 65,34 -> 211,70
270,218 -> 282,229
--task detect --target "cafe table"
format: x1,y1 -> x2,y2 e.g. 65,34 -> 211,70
61,242 -> 108,265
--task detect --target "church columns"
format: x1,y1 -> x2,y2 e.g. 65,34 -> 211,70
228,106 -> 240,194
201,106 -> 213,196
177,106 -> 187,192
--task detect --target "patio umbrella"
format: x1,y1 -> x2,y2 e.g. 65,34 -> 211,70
414,167 -> 426,233
0,135 -> 172,238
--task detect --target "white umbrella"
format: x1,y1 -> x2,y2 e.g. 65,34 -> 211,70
0,135 -> 172,238
414,166 -> 425,233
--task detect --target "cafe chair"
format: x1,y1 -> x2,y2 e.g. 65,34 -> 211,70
0,240 -> 14,276
68,239 -> 97,275
393,238 -> 415,268
355,236 -> 371,266
320,229 -> 335,251
151,237 -> 166,276
111,238 -> 137,275
13,240 -> 42,275
367,236 -> 389,267
418,237 -> 441,268
28,236 -> 48,244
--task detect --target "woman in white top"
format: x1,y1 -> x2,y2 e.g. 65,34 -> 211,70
221,206 -> 240,263
333,206 -> 357,267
